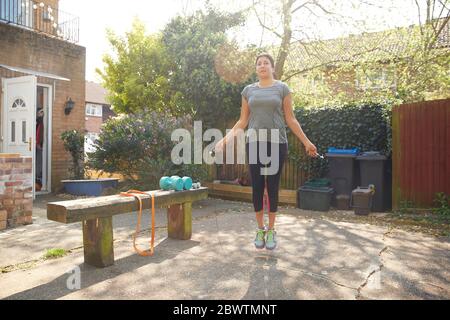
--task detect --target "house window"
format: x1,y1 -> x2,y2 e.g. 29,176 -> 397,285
356,66 -> 396,90
86,103 -> 103,117
12,98 -> 26,109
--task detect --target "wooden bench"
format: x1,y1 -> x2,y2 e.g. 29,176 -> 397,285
47,187 -> 208,268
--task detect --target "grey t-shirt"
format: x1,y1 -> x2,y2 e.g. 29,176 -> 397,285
241,80 -> 292,144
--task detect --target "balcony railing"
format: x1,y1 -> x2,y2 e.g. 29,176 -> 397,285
0,0 -> 79,43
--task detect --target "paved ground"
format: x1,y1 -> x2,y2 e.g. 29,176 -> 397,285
0,194 -> 448,300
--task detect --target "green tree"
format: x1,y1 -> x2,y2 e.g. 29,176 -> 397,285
283,0 -> 450,105
161,8 -> 255,129
98,11 -> 257,128
97,19 -> 181,115
290,21 -> 449,106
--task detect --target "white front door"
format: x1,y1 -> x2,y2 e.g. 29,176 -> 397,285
2,76 -> 37,195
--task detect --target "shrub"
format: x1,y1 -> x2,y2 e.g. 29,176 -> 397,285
61,130 -> 86,179
433,192 -> 450,216
87,111 -> 208,190
291,101 -> 392,178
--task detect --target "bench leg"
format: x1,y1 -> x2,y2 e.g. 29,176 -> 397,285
167,202 -> 192,240
82,217 -> 114,268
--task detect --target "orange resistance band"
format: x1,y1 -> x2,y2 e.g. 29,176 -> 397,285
120,190 -> 155,256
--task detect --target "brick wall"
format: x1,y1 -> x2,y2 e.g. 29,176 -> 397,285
85,115 -> 103,134
86,104 -> 116,134
0,22 -> 86,192
323,67 -> 359,98
0,154 -> 33,230
32,0 -> 60,36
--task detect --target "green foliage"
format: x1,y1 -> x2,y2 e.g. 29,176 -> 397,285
393,25 -> 450,103
98,10 -> 257,129
162,8 -> 253,129
290,101 -> 392,178
43,248 -> 68,260
97,19 -> 181,115
398,199 -> 416,214
61,130 -> 85,180
433,192 -> 450,216
289,25 -> 449,106
87,112 -> 208,190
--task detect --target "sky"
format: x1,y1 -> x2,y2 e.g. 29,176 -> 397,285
59,0 -> 424,82
60,0 -> 204,82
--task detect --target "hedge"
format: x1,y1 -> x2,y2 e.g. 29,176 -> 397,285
289,101 -> 392,178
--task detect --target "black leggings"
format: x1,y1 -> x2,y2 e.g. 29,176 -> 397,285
246,142 -> 288,213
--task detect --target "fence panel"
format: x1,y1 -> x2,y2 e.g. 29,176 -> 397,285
392,99 -> 449,209
207,132 -> 309,190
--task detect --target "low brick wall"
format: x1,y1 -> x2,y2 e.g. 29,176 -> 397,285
0,154 -> 33,230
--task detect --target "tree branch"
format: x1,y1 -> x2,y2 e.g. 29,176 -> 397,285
310,0 -> 335,15
308,0 -> 350,22
303,4 -> 321,18
291,1 -> 312,14
415,0 -> 425,36
437,0 -> 447,18
282,45 -> 382,82
438,0 -> 450,11
427,0 -> 432,22
252,0 -> 283,38
432,0 -> 437,21
428,14 -> 450,48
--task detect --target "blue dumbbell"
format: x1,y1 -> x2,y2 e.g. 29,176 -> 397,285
160,176 -> 183,191
159,176 -> 172,190
170,176 -> 184,191
182,176 -> 193,190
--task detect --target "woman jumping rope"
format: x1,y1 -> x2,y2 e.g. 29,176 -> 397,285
215,53 -> 318,250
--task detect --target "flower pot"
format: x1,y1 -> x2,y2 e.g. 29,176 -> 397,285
61,178 -> 119,196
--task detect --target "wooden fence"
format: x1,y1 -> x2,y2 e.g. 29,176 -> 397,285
392,98 -> 450,209
206,131 -> 310,190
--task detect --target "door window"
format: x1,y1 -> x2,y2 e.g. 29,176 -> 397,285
12,97 -> 26,109
10,120 -> 16,143
22,120 -> 27,143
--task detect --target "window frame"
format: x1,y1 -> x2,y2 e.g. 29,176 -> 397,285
85,103 -> 103,117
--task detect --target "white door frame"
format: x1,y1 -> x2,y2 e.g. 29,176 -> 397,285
36,83 -> 52,194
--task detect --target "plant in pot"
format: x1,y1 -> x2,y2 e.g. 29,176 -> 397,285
60,130 -> 118,196
61,129 -> 85,180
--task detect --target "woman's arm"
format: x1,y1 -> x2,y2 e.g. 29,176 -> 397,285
216,96 -> 250,150
283,93 -> 318,157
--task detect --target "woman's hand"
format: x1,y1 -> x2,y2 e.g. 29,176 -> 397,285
305,141 -> 318,157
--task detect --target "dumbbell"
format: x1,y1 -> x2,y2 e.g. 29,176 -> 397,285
159,176 -> 193,191
159,176 -> 183,191
181,176 -> 193,190
192,182 -> 201,189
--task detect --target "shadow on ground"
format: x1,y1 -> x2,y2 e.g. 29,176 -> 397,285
3,238 -> 200,300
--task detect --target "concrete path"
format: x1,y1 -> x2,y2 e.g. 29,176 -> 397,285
0,195 -> 448,300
